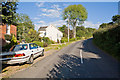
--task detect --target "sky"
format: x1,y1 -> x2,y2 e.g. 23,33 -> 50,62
17,2 -> 118,31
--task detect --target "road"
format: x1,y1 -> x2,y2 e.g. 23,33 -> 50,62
10,38 -> 120,78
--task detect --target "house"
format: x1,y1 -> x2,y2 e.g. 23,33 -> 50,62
0,24 -> 17,46
38,24 -> 63,42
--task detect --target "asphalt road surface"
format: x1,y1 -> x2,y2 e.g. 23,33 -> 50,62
11,38 -> 120,78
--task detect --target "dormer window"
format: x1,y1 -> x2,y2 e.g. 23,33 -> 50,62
6,24 -> 10,35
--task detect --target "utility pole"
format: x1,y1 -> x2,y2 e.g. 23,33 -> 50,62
68,15 -> 70,42
54,6 -> 70,42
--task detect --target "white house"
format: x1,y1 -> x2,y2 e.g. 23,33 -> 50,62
38,25 -> 63,42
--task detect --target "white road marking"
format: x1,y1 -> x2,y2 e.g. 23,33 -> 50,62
80,45 -> 83,64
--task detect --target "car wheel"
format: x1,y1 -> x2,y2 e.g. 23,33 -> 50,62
41,50 -> 44,56
27,55 -> 34,64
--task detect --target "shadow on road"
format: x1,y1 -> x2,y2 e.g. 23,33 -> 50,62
47,39 -> 120,78
47,53 -> 102,78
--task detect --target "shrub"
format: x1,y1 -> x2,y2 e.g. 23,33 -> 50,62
50,40 -> 55,44
57,39 -> 59,43
4,34 -> 12,41
33,41 -> 44,47
77,37 -> 81,40
42,37 -> 52,45
43,42 -> 48,47
61,37 -> 68,43
2,35 -> 18,52
70,38 -> 76,41
93,25 -> 120,61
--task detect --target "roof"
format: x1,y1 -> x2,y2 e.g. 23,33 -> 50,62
38,26 -> 48,31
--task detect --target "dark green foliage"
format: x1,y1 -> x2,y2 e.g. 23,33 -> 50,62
2,35 -> 18,52
61,37 -> 68,43
33,41 -> 44,47
4,34 -> 12,41
42,37 -> 51,44
93,25 -> 120,61
99,23 -> 108,29
70,38 -> 76,41
2,2 -> 18,25
42,37 -> 55,46
59,25 -> 96,43
58,25 -> 73,38
76,26 -> 96,38
112,15 -> 120,23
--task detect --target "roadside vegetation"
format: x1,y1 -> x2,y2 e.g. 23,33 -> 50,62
93,15 -> 120,61
59,25 -> 96,43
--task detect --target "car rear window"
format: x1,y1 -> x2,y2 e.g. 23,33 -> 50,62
12,44 -> 28,51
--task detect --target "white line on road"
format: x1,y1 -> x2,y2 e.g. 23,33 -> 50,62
80,45 -> 83,64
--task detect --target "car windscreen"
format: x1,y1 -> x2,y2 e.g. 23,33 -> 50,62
12,44 -> 28,51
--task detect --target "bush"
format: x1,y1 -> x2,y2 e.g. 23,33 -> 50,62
70,38 -> 76,41
33,41 -> 44,47
43,42 -> 48,47
93,25 -> 120,61
4,34 -> 12,41
2,35 -> 18,52
50,40 -> 55,44
77,37 -> 82,40
61,37 -> 68,43
42,37 -> 54,45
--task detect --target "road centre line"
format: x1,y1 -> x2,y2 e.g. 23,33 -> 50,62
80,45 -> 83,64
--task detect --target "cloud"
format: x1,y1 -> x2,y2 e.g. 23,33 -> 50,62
40,8 -> 61,18
39,4 -> 62,18
33,17 -> 40,20
36,21 -> 45,24
49,20 -> 66,26
82,21 -> 101,29
34,20 -> 66,31
36,2 -> 44,7
51,4 -> 62,10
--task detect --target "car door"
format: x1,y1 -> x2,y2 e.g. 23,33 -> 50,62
29,43 -> 38,58
33,43 -> 42,57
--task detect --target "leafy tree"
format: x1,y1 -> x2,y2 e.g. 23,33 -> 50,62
99,23 -> 108,29
63,4 -> 88,38
58,25 -> 73,38
76,26 -> 96,38
16,13 -> 34,40
24,29 -> 40,42
1,1 -> 18,25
76,26 -> 86,37
112,15 -> 120,23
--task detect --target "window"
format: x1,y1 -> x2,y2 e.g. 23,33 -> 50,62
44,32 -> 46,36
11,44 -> 28,51
6,24 -> 10,35
29,43 -> 38,49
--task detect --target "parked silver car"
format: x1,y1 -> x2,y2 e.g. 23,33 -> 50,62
0,43 -> 44,64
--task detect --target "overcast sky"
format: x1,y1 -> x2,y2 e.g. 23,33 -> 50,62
17,2 -> 118,30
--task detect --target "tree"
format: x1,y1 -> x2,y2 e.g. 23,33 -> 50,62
58,25 -> 73,38
112,15 -> 120,23
16,13 -> 34,40
99,23 -> 108,29
1,1 -> 18,25
76,26 -> 96,38
63,4 -> 88,38
24,29 -> 40,42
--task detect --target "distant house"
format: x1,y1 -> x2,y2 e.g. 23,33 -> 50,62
38,25 -> 63,42
0,24 -> 17,46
